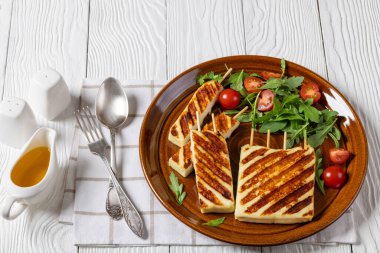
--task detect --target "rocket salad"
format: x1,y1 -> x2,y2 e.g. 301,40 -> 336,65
197,58 -> 350,194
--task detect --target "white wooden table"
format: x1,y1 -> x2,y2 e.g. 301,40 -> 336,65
0,0 -> 379,252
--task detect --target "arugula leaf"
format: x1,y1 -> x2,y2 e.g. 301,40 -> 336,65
286,123 -> 309,149
197,72 -> 223,86
281,58 -> 286,77
228,70 -> 249,97
203,217 -> 225,227
259,77 -> 285,90
250,73 -> 262,78
283,76 -> 304,90
315,148 -> 325,195
299,100 -> 320,123
169,172 -> 186,205
308,118 -> 337,148
236,113 -> 252,123
259,121 -> 287,133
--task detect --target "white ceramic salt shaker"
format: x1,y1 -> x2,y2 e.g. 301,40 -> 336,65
0,97 -> 38,148
28,68 -> 71,120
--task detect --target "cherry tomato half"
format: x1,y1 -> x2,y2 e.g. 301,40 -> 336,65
261,71 -> 281,80
244,76 -> 264,93
329,148 -> 350,164
323,165 -> 346,189
218,89 -> 240,109
300,83 -> 321,104
257,90 -> 275,112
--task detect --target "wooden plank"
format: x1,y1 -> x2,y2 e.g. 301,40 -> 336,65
87,0 -> 166,80
170,246 -> 261,253
0,0 -> 89,252
0,0 -> 13,99
263,244 -> 351,253
79,246 -> 169,253
167,0 -> 246,78
243,0 -> 327,77
319,0 -> 380,252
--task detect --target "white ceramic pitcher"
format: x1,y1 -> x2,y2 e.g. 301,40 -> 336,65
1,127 -> 58,220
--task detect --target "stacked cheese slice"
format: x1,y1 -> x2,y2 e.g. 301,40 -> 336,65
190,130 -> 235,213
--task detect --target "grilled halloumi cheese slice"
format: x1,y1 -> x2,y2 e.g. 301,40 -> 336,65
235,144 -> 316,224
169,113 -> 239,177
168,81 -> 223,147
190,130 -> 235,213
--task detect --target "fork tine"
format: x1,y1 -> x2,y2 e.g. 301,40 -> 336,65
77,108 -> 95,142
81,107 -> 98,141
74,111 -> 91,143
85,106 -> 103,140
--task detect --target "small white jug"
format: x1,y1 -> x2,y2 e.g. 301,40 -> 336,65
1,127 -> 58,220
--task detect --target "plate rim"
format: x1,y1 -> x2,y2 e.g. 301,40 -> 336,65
139,55 -> 368,246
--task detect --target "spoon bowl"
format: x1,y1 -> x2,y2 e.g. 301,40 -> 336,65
96,77 -> 129,129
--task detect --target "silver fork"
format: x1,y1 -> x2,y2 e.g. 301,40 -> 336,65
75,106 -> 144,238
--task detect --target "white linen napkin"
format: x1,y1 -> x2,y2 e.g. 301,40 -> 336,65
59,79 -> 358,245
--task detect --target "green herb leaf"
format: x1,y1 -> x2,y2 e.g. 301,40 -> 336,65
299,100 -> 320,123
169,172 -> 186,205
315,148 -> 325,195
308,118 -> 337,148
281,58 -> 286,77
228,70 -> 249,97
259,121 -> 287,133
236,113 -> 252,123
259,77 -> 285,90
250,73 -> 262,78
197,72 -> 223,86
203,217 -> 225,227
283,76 -> 304,90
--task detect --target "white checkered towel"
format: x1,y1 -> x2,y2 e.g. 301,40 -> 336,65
59,79 -> 358,246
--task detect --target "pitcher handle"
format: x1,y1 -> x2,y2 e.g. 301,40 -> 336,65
1,196 -> 27,220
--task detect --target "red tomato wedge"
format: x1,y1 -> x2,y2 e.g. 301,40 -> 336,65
329,148 -> 350,164
257,90 -> 275,112
244,76 -> 264,93
323,165 -> 346,189
218,88 -> 240,109
300,83 -> 321,104
261,71 -> 281,80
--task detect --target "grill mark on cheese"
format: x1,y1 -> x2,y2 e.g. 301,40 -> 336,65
169,81 -> 222,146
195,161 -> 232,200
183,143 -> 192,167
302,210 -> 314,217
188,102 -> 197,123
203,131 -> 228,154
179,116 -> 190,137
241,148 -> 268,165
171,150 -> 180,163
284,196 -> 313,214
240,150 -> 306,192
198,182 -> 222,206
170,125 -> 178,137
244,166 -> 315,213
192,133 -> 228,165
242,151 -> 288,178
240,155 -> 314,204
196,158 -> 232,184
195,89 -> 207,111
263,181 -> 314,215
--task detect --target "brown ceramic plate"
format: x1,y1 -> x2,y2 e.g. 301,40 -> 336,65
139,55 -> 367,246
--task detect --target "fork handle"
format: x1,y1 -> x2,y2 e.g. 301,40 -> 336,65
100,155 -> 144,238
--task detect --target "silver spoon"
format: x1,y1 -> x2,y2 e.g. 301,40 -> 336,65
96,77 -> 128,220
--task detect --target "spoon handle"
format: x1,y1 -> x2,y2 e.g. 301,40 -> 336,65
100,155 -> 144,238
106,129 -> 123,220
